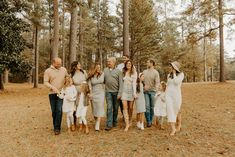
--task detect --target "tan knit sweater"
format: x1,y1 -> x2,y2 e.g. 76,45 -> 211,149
44,65 -> 67,94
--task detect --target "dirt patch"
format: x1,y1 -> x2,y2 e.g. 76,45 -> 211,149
0,82 -> 235,157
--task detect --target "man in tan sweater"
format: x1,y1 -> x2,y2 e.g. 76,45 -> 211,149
44,58 -> 67,135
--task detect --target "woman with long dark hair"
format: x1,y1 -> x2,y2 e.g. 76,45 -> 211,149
87,63 -> 105,131
121,60 -> 137,131
70,61 -> 88,130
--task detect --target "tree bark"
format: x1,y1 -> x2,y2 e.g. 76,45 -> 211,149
62,0 -> 66,67
34,26 -> 39,88
123,0 -> 129,56
4,69 -> 9,83
69,1 -> 78,68
0,74 -> 4,90
79,2 -> 84,64
218,0 -> 225,82
52,0 -> 59,59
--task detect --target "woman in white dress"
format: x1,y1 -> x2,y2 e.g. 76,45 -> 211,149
121,60 -> 137,131
70,61 -> 88,127
166,61 -> 184,136
87,63 -> 105,131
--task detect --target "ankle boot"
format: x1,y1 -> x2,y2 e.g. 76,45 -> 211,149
79,123 -> 83,131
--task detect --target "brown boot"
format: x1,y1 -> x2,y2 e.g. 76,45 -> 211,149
79,124 -> 83,132
85,125 -> 89,134
71,124 -> 75,131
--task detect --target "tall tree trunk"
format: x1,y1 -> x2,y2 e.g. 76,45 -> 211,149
62,0 -> 66,67
69,1 -> 78,68
34,26 -> 39,88
52,0 -> 59,59
79,2 -> 84,64
203,22 -> 207,82
49,0 -> 53,61
218,0 -> 225,82
96,0 -> 103,68
123,0 -> 129,56
0,74 -> 4,90
4,69 -> 9,83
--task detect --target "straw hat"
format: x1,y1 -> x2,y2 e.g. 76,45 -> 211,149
170,61 -> 181,72
139,73 -> 143,78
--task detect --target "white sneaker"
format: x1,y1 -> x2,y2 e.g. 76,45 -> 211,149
140,123 -> 144,130
137,121 -> 141,129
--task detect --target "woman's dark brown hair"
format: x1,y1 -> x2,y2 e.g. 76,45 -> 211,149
123,60 -> 135,76
136,73 -> 144,93
70,61 -> 84,77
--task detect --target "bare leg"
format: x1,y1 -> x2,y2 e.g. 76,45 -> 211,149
136,113 -> 140,128
122,100 -> 129,131
170,122 -> 176,136
176,113 -> 182,132
140,113 -> 144,130
128,101 -> 134,126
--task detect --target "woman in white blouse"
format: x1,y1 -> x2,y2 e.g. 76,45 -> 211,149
121,60 -> 137,131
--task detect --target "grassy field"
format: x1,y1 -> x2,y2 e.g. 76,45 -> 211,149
0,82 -> 235,157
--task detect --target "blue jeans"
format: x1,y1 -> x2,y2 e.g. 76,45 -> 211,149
105,92 -> 120,127
144,91 -> 156,125
49,94 -> 63,131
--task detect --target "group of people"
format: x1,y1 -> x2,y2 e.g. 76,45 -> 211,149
44,55 -> 184,136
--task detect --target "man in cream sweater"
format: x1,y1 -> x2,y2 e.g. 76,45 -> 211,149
44,58 -> 67,135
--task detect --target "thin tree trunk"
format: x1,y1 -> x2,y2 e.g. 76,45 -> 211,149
219,0 -> 225,82
79,2 -> 84,64
34,26 -> 39,88
0,74 -> 4,90
69,1 -> 78,67
49,0 -> 53,61
62,0 -> 66,67
123,0 -> 129,56
52,0 -> 59,59
4,69 -> 9,83
203,22 -> 207,82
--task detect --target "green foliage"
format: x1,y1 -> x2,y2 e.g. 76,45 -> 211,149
0,0 -> 31,75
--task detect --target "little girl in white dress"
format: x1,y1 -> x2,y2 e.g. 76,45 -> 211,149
58,75 -> 77,132
76,81 -> 90,134
154,82 -> 167,129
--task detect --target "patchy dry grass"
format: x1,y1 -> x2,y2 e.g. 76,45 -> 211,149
0,82 -> 235,157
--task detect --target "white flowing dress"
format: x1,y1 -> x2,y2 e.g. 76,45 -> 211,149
166,73 -> 184,122
154,91 -> 167,117
76,93 -> 88,118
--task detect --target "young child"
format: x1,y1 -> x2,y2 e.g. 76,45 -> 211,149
154,81 -> 167,130
76,81 -> 90,134
135,73 -> 146,130
58,75 -> 77,132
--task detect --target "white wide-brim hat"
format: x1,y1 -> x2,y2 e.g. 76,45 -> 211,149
170,61 -> 181,72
